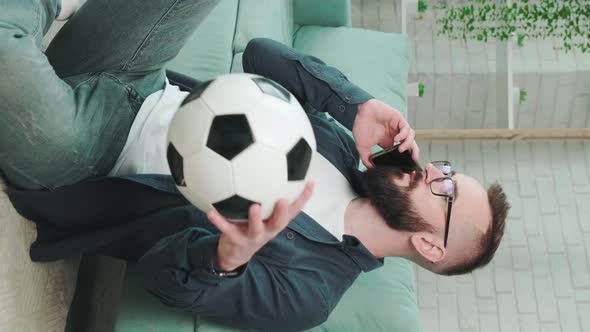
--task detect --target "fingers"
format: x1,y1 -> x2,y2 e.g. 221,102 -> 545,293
393,118 -> 411,143
287,181 -> 315,220
207,209 -> 239,238
247,203 -> 264,236
267,198 -> 290,232
398,127 -> 415,153
358,148 -> 373,169
361,155 -> 373,169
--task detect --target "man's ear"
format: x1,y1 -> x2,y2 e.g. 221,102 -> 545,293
392,172 -> 411,187
410,234 -> 445,263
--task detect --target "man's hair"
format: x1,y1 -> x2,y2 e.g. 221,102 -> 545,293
441,182 -> 510,276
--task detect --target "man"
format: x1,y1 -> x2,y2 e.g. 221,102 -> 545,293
2,0 -> 510,331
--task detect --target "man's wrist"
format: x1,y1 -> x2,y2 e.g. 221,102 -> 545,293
215,244 -> 248,272
210,264 -> 240,277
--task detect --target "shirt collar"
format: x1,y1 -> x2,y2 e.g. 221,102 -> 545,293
289,212 -> 383,272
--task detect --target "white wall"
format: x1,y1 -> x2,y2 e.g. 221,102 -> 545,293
352,0 -> 590,129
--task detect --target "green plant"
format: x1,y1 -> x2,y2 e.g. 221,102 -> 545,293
435,0 -> 590,53
418,0 -> 428,13
517,33 -> 525,47
519,88 -> 527,104
418,82 -> 425,97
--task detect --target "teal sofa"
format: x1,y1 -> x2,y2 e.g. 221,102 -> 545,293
114,0 -> 420,331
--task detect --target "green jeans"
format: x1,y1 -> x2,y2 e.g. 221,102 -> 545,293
0,0 -> 219,190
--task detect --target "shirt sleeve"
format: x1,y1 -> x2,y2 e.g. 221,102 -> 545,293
139,227 -> 331,331
242,38 -> 374,131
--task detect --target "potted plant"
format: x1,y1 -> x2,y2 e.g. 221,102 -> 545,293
407,82 -> 425,98
519,88 -> 527,104
434,0 -> 590,53
418,0 -> 428,13
512,87 -> 527,105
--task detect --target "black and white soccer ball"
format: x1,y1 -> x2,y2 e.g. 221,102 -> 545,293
167,73 -> 316,221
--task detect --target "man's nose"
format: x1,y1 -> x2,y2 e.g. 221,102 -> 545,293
425,163 -> 443,183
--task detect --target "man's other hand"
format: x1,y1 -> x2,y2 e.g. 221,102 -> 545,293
353,99 -> 420,168
206,182 -> 315,272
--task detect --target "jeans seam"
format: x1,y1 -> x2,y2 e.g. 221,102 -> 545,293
122,0 -> 183,71
4,162 -> 51,190
68,73 -> 140,178
70,73 -> 100,90
98,72 -> 145,117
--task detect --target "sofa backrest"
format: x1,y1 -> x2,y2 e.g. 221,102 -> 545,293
233,0 -> 294,53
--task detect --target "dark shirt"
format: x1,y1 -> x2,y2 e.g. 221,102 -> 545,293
7,38 -> 381,331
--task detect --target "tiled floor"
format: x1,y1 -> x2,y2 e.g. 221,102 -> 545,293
414,140 -> 590,332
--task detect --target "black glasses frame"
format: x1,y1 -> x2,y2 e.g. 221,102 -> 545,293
429,161 -> 454,248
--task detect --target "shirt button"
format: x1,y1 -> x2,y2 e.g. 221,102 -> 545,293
338,105 -> 346,112
345,94 -> 352,101
286,232 -> 295,240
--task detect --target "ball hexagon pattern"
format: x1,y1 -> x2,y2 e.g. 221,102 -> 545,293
232,143 -> 288,219
167,73 -> 317,221
286,138 -> 313,181
167,142 -> 185,187
199,74 -> 262,116
183,149 -> 235,205
167,98 -> 215,156
206,114 -> 254,160
212,195 -> 257,220
252,77 -> 291,103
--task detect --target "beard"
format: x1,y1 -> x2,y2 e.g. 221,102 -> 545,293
363,165 -> 432,233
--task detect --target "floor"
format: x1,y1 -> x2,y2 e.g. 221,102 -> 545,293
414,140 -> 590,332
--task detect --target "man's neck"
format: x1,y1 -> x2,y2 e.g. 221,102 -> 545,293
344,198 -> 409,259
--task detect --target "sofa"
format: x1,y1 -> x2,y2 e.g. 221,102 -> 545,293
110,0 -> 421,331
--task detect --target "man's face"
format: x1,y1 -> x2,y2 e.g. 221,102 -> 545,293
407,163 -> 491,251
365,162 -> 492,254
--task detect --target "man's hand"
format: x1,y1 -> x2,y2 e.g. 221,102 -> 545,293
352,99 -> 420,168
206,182 -> 314,272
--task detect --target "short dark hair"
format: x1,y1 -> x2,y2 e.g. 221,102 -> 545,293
441,182 -> 510,276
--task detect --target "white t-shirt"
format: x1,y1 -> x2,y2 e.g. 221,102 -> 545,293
110,80 -> 357,240
109,80 -> 189,176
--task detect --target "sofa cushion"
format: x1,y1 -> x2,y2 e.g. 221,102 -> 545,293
116,258 -> 421,332
233,0 -> 294,53
293,0 -> 352,27
307,258 -> 422,332
192,259 -> 421,332
168,0 -> 239,81
115,264 -> 195,332
293,26 -> 409,117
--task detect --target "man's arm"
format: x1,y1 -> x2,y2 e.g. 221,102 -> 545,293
242,38 -> 373,131
140,227 -> 330,331
242,38 -> 419,167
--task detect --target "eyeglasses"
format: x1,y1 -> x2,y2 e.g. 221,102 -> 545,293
429,161 -> 455,248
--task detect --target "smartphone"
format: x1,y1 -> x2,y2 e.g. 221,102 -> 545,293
369,143 -> 417,173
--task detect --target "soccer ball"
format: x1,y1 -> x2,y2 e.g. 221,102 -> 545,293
167,73 -> 316,221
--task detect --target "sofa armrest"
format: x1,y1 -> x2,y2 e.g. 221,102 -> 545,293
293,0 -> 351,27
